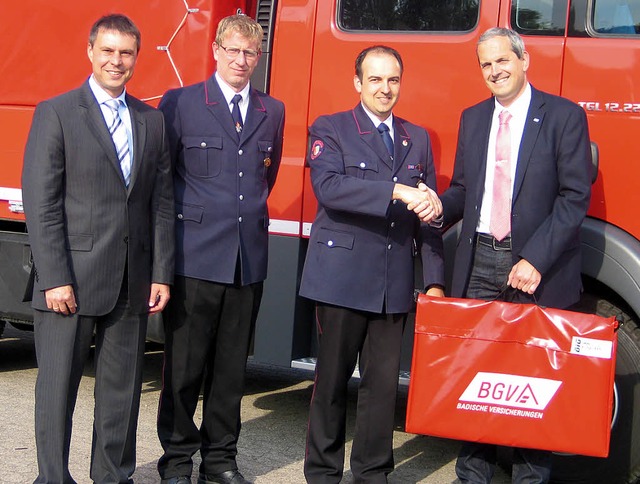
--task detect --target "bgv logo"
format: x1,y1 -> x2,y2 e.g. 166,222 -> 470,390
459,372 -> 562,410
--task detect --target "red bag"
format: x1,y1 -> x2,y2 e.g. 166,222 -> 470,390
406,295 -> 618,457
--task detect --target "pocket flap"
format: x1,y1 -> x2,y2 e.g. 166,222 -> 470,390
176,202 -> 204,223
65,234 -> 93,251
183,136 -> 223,150
317,227 -> 354,249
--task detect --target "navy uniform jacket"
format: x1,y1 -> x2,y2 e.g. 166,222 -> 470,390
440,87 -> 592,309
299,104 -> 445,314
159,76 -> 285,285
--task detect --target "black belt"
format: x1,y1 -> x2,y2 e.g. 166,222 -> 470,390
476,233 -> 511,251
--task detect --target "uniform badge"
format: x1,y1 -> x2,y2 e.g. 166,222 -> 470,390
407,164 -> 423,171
310,140 -> 324,160
264,157 -> 272,167
402,139 -> 408,147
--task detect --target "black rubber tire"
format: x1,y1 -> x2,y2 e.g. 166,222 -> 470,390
0,320 -> 5,338
548,294 -> 640,484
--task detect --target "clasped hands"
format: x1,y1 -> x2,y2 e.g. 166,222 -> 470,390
393,182 -> 442,223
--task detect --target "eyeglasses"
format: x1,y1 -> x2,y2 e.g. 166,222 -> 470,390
218,44 -> 260,60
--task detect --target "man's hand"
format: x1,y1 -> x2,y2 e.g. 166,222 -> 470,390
148,283 -> 171,314
45,285 -> 77,315
393,183 -> 442,223
508,259 -> 541,294
425,285 -> 445,297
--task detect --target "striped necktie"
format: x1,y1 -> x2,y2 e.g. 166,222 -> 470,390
105,99 -> 131,186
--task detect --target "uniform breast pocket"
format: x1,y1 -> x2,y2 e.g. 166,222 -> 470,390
344,157 -> 380,179
183,136 -> 223,178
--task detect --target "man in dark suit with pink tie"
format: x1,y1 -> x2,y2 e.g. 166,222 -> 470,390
439,28 -> 593,483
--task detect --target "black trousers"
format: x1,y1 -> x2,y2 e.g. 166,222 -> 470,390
304,303 -> 406,484
157,275 -> 263,479
33,281 -> 147,484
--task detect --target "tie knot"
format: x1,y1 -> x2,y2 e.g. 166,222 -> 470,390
499,110 -> 512,125
377,123 -> 390,133
231,94 -> 242,106
105,98 -> 121,112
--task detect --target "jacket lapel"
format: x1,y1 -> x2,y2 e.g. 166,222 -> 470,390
204,76 -> 240,142
353,104 -> 394,169
79,83 -> 129,191
240,89 -> 267,144
472,100 -> 495,205
393,118 -> 412,175
513,88 -> 545,202
127,97 -> 146,192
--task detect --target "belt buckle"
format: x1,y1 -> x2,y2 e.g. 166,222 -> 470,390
493,237 -> 510,251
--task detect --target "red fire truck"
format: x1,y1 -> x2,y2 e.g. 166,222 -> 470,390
1,0 -> 638,482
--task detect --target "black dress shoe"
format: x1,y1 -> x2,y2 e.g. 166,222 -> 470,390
197,469 -> 251,484
161,477 -> 191,484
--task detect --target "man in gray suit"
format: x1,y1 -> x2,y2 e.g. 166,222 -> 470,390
22,14 -> 174,484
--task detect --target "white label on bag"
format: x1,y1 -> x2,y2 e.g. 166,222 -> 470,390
570,336 -> 613,359
459,372 -> 562,411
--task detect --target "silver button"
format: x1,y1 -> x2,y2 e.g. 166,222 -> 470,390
239,195 -> 244,201
268,146 -> 273,152
200,142 -> 206,148
392,200 -> 397,205
393,176 -> 398,182
177,214 -> 184,220
239,149 -> 244,155
239,216 -> 243,222
390,222 -> 395,228
387,244 -> 392,250
239,171 -> 244,177
327,240 -> 334,247
359,162 -> 366,168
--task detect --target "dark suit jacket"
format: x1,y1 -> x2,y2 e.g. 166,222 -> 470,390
440,86 -> 592,309
22,81 -> 175,315
299,104 -> 445,314
159,76 -> 285,285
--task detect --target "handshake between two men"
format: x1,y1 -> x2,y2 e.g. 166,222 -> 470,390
393,182 -> 442,224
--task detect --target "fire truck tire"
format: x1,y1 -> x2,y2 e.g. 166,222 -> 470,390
496,294 -> 640,483
0,320 -> 5,338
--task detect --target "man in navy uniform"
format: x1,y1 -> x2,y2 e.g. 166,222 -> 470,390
156,14 -> 285,484
300,45 -> 445,484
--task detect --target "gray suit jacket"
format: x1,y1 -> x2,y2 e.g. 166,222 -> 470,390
22,81 -> 175,315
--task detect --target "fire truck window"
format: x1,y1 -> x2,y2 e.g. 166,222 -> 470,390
511,0 -> 567,36
593,0 -> 638,34
338,0 -> 479,32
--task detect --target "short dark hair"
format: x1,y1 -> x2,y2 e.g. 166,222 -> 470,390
89,14 -> 141,52
355,45 -> 403,81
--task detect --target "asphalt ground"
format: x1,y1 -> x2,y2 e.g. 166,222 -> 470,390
0,325 -> 511,483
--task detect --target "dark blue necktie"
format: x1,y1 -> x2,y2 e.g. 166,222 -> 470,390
231,94 -> 243,138
377,123 -> 394,158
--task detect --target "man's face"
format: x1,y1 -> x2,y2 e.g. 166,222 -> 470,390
213,31 -> 261,92
87,29 -> 138,98
477,35 -> 529,107
354,52 -> 402,121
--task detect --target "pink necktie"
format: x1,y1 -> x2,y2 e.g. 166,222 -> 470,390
490,110 -> 512,241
